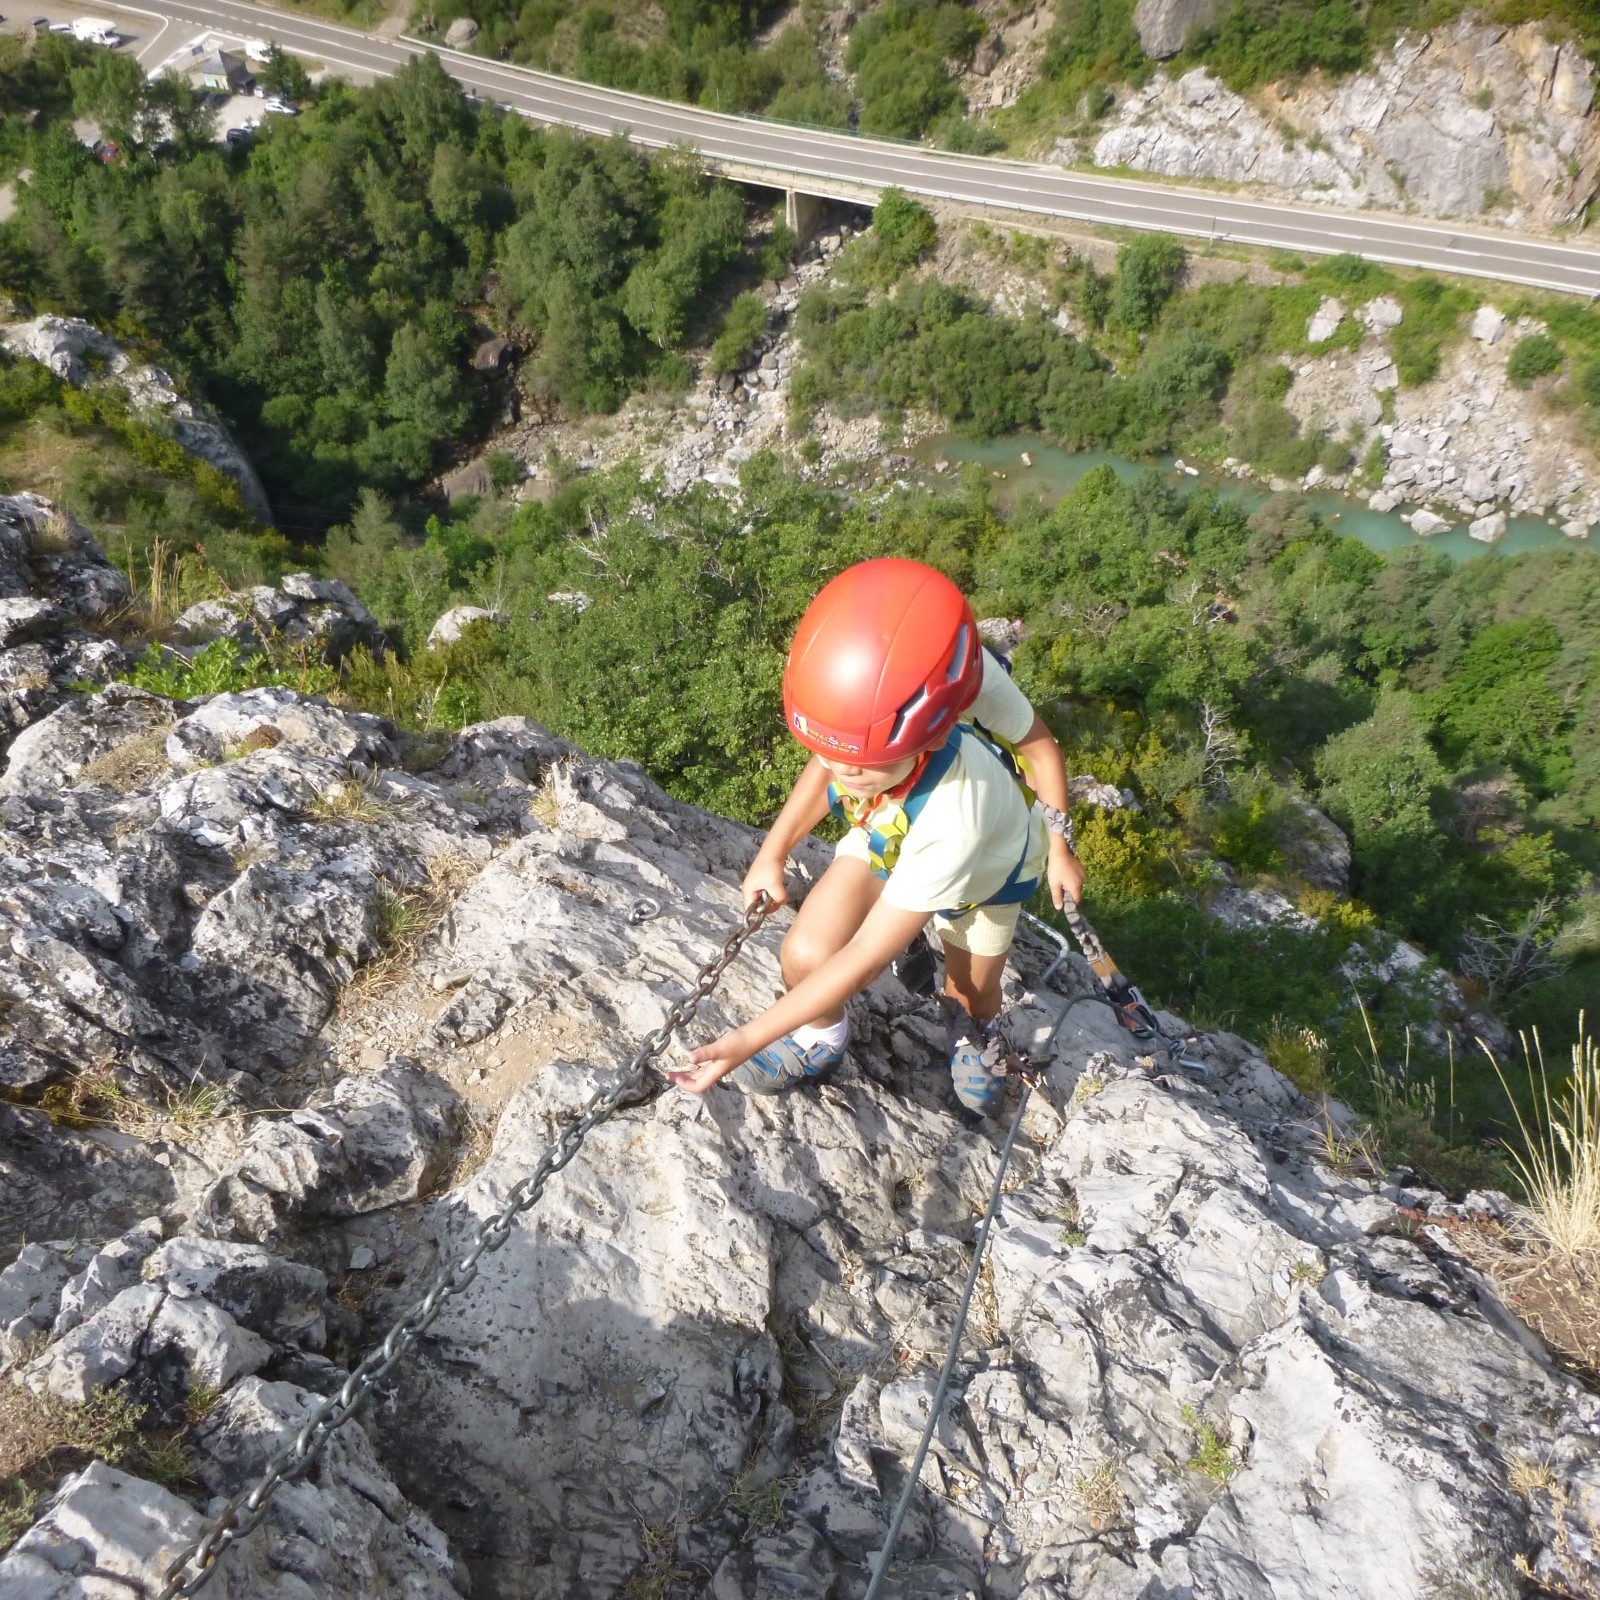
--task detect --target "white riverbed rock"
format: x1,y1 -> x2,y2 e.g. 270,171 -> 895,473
1410,508 -> 1452,536
1470,509 -> 1510,542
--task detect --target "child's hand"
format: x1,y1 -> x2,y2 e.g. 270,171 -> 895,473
1049,846 -> 1085,910
666,1031 -> 751,1093
741,851 -> 789,910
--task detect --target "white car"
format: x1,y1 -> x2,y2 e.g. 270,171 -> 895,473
262,97 -> 299,116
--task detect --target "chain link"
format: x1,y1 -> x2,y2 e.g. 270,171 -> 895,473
155,894 -> 772,1600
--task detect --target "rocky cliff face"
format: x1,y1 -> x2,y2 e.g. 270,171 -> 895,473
2,525 -> 1599,1600
1070,20 -> 1599,233
0,317 -> 273,525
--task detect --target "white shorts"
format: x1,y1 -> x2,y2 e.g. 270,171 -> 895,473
932,900 -> 1023,958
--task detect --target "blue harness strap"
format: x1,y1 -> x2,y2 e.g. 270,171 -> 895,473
829,725 -> 1041,916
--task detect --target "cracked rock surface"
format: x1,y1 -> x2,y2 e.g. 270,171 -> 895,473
1,667 -> 1597,1598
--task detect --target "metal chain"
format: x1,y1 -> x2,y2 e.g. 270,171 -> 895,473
155,893 -> 773,1600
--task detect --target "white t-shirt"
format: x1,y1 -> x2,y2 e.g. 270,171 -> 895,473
836,651 -> 1049,914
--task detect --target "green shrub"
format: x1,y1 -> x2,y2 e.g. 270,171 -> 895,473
1506,332 -> 1564,389
1113,235 -> 1187,332
710,291 -> 770,374
126,636 -> 336,700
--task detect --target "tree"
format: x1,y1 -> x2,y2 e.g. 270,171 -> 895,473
384,313 -> 472,439
69,49 -> 148,145
258,43 -> 312,103
869,188 -> 938,280
1113,235 -> 1187,331
379,52 -> 472,170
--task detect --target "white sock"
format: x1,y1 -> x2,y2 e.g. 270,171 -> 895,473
793,1018 -> 849,1051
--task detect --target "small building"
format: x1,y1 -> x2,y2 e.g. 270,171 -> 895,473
194,50 -> 252,95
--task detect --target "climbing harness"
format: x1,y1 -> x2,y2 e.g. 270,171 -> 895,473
828,722 -> 1042,917
153,893 -> 774,1600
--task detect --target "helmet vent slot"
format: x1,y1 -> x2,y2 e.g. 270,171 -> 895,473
945,624 -> 971,683
887,685 -> 929,749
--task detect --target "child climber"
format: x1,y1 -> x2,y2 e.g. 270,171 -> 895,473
668,557 -> 1084,1115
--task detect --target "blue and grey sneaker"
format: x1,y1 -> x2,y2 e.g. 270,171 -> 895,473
947,1011 -> 1008,1116
729,1031 -> 846,1096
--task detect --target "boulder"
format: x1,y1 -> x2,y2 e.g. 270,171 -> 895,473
1469,509 -> 1509,542
51,1216 -> 163,1339
198,1058 -> 465,1243
144,1237 -> 328,1348
441,458 -> 495,502
0,684 -> 175,797
18,1280 -> 270,1404
427,605 -> 508,649
165,686 -> 396,772
1410,508 -> 1452,536
444,16 -> 478,45
172,574 -> 385,663
1471,304 -> 1507,344
1357,295 -> 1403,330
0,1240 -> 97,1360
1306,296 -> 1346,343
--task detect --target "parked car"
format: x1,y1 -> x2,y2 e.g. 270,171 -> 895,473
262,97 -> 299,116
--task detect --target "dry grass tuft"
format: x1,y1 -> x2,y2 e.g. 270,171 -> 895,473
1073,1462 -> 1128,1530
443,1105 -> 499,1190
528,776 -> 561,830
77,730 -> 171,794
306,774 -> 388,823
1483,1017 -> 1600,1263
0,1382 -> 162,1551
346,852 -> 478,1002
36,1068 -> 234,1137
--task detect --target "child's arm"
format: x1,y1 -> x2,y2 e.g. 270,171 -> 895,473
741,756 -> 835,908
670,896 -> 929,1092
1014,713 -> 1085,909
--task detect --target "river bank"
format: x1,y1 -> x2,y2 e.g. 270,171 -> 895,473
916,434 -> 1593,562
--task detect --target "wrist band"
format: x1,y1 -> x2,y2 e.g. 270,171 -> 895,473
1037,800 -> 1076,851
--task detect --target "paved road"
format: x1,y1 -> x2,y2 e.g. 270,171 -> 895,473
140,0 -> 1599,297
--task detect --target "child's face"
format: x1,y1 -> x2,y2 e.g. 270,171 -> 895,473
818,752 -> 919,798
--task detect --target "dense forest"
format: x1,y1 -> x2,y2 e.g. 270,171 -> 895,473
405,0 -> 1600,147
0,37 -> 778,532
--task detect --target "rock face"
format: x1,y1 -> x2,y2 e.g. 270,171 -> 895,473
1075,21 -> 1600,232
0,317 -> 273,523
171,573 -> 387,664
1,675 -> 1596,1596
0,494 -> 131,749
1133,0 -> 1225,59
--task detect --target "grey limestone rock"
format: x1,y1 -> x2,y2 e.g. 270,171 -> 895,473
1083,21 -> 1600,231
144,1237 -> 328,1348
165,686 -> 396,772
171,573 -> 386,664
51,1216 -> 163,1339
1,317 -> 272,522
198,1058 -> 465,1243
0,1240 -> 96,1361
0,684 -> 175,797
18,1279 -> 270,1404
426,604 -> 508,649
1133,0 -> 1224,58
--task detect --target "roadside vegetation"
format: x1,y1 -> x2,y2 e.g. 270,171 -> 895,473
401,0 -> 1600,157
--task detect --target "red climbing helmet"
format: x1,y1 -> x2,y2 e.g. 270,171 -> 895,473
783,558 -> 981,764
